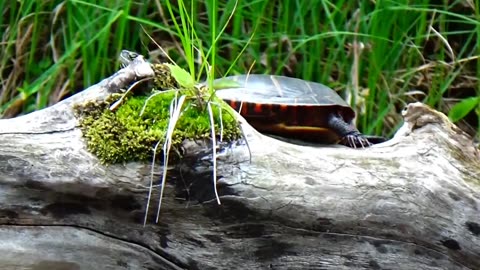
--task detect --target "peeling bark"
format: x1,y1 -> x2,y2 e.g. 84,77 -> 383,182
0,57 -> 479,270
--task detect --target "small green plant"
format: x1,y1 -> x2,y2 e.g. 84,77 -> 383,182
141,0 -> 248,225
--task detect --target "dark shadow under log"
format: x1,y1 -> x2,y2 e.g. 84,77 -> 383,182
0,57 -> 479,270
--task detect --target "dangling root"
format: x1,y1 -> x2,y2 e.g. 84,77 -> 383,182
207,102 -> 221,205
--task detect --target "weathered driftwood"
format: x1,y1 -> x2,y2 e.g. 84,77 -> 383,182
0,58 -> 479,270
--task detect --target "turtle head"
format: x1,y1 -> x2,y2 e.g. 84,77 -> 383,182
119,50 -> 140,68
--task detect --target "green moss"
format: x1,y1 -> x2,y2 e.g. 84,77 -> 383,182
75,89 -> 241,164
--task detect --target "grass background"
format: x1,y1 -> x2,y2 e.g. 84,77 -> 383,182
1,0 -> 479,139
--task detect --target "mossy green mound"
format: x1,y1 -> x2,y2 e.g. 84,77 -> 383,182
75,91 -> 241,164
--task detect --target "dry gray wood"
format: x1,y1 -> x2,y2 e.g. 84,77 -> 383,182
0,57 -> 479,270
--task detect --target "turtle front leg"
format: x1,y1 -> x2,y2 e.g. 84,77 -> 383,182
327,113 -> 372,148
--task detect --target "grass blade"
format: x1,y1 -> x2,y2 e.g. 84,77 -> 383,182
143,139 -> 163,226
155,94 -> 186,223
207,102 -> 221,205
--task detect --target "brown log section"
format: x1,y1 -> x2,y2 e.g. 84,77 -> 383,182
0,56 -> 479,270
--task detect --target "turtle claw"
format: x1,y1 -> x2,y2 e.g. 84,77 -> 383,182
341,134 -> 372,148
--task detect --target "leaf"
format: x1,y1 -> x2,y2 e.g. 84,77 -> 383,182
165,63 -> 195,88
448,97 -> 479,122
211,78 -> 241,90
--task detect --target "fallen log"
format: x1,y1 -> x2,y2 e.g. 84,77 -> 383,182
0,57 -> 479,270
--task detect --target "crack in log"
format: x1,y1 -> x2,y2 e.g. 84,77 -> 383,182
0,223 -> 185,270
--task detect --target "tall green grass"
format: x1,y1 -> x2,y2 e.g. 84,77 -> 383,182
1,0 -> 479,137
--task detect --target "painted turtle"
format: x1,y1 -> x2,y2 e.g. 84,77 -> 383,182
214,74 -> 385,148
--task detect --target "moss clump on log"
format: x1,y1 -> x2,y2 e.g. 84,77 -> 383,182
74,89 -> 241,164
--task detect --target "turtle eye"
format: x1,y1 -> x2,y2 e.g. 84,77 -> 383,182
128,51 -> 139,59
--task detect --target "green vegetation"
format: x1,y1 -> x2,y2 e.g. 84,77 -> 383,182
1,0 -> 480,138
75,88 -> 240,164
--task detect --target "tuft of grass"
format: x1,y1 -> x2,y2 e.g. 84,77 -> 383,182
145,0 -> 245,224
0,0 -> 152,117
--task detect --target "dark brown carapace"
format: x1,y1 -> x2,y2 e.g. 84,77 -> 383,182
215,74 -> 385,148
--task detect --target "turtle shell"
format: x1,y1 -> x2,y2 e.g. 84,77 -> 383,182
214,74 -> 357,144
